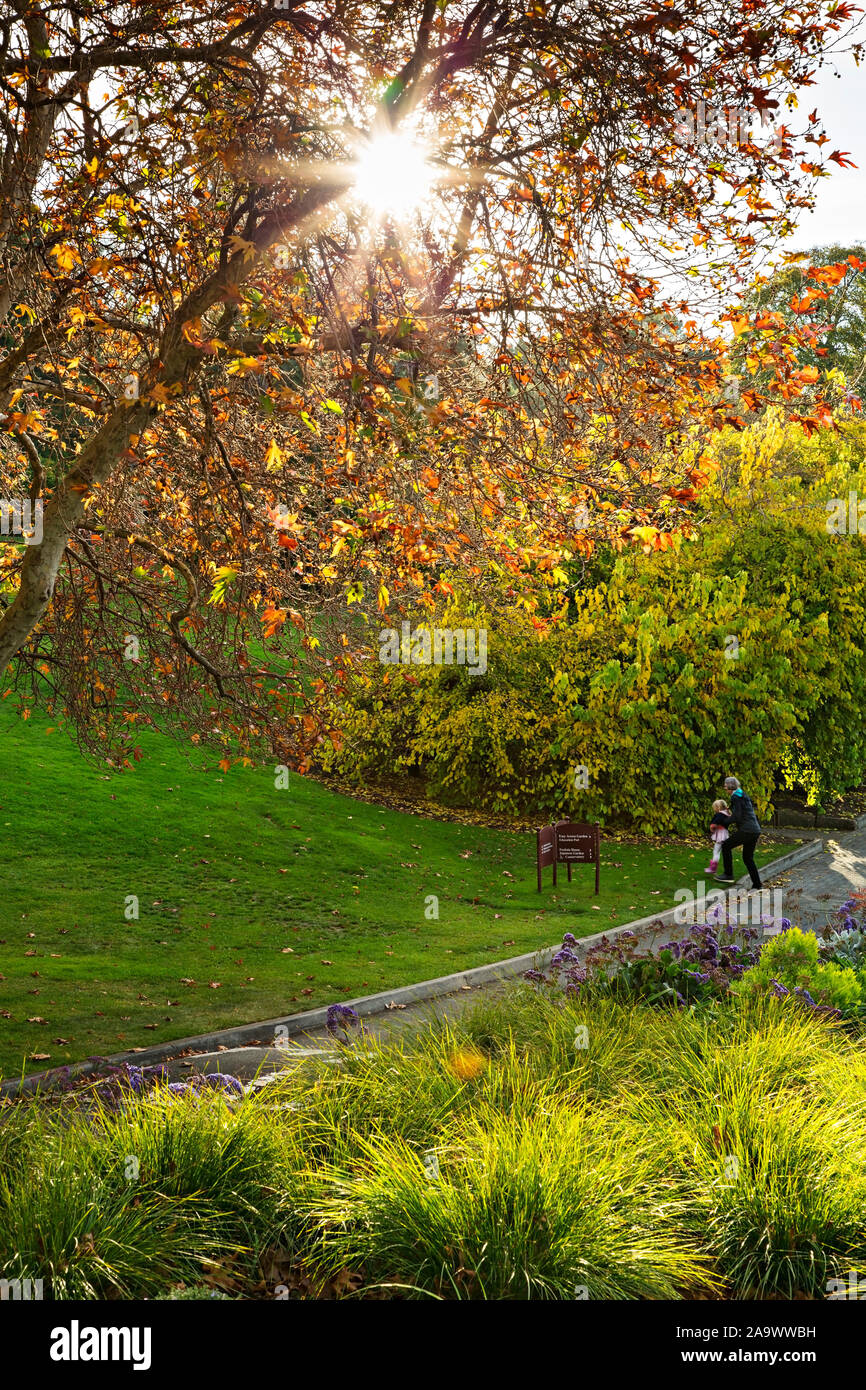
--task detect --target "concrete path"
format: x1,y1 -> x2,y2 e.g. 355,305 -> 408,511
762,829 -> 866,935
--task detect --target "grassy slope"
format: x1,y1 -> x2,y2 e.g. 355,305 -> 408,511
0,709 -> 793,1075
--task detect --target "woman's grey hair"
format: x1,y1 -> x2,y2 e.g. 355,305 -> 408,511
724,776 -> 740,790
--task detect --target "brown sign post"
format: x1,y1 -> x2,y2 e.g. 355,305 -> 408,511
536,824 -> 557,891
537,821 -> 600,893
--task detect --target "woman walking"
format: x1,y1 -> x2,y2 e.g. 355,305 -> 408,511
716,775 -> 762,889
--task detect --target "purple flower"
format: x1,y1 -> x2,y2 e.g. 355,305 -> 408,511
326,1003 -> 364,1043
562,933 -> 577,946
770,978 -> 789,998
779,919 -> 792,931
142,1064 -> 170,1083
167,1082 -> 190,1096
201,1073 -> 244,1095
523,969 -> 546,983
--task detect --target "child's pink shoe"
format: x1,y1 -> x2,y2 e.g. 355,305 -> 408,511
705,860 -> 718,875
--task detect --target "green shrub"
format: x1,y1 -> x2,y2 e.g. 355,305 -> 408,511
734,927 -> 864,1015
322,462 -> 866,831
812,961 -> 863,1014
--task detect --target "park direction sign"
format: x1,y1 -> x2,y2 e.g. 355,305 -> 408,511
536,820 -> 600,894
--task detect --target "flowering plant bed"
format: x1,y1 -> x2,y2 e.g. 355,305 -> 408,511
527,892 -> 866,1019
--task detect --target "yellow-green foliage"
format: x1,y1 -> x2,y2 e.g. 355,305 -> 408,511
734,927 -> 864,1014
325,414 -> 866,833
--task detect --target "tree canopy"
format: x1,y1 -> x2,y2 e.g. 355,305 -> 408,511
730,242 -> 866,393
0,0 -> 861,764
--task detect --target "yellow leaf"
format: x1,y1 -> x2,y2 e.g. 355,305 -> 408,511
52,245 -> 80,273
265,439 -> 283,470
227,235 -> 258,262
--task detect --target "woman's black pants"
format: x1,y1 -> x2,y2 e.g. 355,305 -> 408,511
722,831 -> 762,888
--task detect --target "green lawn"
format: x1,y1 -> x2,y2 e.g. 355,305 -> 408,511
0,709 -> 795,1076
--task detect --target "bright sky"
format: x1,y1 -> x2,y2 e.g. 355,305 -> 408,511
790,47 -> 866,252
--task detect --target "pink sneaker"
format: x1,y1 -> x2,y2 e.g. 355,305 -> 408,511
705,860 -> 718,875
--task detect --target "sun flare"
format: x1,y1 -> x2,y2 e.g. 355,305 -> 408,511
352,130 -> 433,218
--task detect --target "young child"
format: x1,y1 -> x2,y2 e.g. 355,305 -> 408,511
706,799 -> 731,875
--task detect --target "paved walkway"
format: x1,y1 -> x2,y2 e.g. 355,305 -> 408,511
294,827 -> 866,1050
761,828 -> 866,934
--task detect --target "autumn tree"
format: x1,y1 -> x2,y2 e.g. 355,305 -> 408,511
730,243 -> 866,393
0,0 -> 860,765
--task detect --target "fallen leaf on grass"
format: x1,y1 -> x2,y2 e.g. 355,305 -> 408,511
29,1053 -> 50,1062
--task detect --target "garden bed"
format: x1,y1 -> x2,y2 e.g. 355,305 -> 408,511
4,910 -> 866,1301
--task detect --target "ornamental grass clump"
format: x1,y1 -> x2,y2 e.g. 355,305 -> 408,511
0,1085 -> 299,1299
619,996 -> 866,1298
296,1092 -> 715,1300
4,981 -> 866,1300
